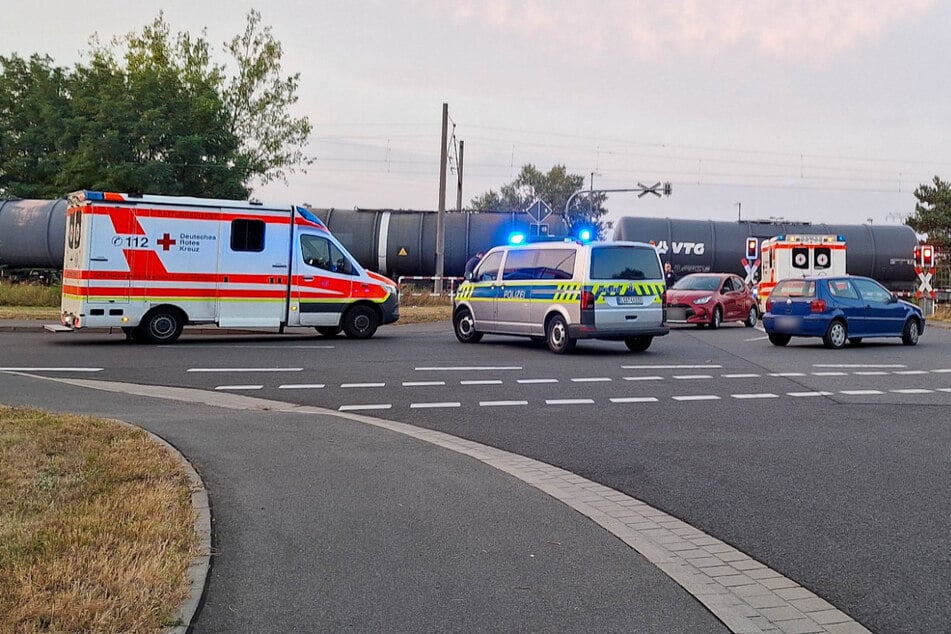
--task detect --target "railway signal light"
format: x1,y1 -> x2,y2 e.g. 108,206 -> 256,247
745,237 -> 758,260
921,244 -> 934,268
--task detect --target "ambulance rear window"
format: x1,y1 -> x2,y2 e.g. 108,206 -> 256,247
231,219 -> 265,252
772,279 -> 816,298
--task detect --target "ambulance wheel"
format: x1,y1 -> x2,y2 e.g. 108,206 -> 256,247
624,336 -> 652,352
140,307 -> 184,344
546,314 -> 576,354
822,320 -> 848,349
709,306 -> 723,329
342,305 -> 379,339
768,333 -> 791,346
453,307 -> 483,343
744,306 -> 758,327
315,326 -> 342,337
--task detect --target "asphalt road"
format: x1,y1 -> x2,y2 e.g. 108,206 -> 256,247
2,320 -> 950,633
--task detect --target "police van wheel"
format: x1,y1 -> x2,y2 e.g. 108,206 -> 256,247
342,305 -> 380,339
624,336 -> 652,352
546,315 -> 576,354
141,308 -> 184,344
453,308 -> 483,343
316,326 -> 342,337
744,306 -> 758,327
768,333 -> 791,346
823,320 -> 848,349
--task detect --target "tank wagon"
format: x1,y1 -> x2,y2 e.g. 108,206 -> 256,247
0,199 -> 918,290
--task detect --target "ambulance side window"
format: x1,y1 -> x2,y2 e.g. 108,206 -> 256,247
301,235 -> 355,275
231,219 -> 265,252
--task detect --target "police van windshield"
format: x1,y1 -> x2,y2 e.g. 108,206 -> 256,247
590,246 -> 661,281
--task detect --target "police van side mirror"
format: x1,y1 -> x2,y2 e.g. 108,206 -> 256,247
465,271 -> 474,281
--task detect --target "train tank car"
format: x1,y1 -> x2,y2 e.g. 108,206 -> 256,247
612,217 -> 919,292
0,198 -> 67,271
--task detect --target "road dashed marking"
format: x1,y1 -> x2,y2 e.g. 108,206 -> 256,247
338,404 -> 391,411
402,381 -> 446,387
278,383 -> 325,389
214,385 -> 263,391
341,382 -> 386,388
672,395 -> 721,401
479,400 -> 528,407
410,402 -> 461,409
545,398 -> 595,405
731,393 -> 779,399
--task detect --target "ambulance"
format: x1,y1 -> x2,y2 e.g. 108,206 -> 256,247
54,190 -> 399,343
757,234 -> 846,312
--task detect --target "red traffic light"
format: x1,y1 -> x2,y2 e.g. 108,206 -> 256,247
745,237 -> 758,260
922,245 -> 934,268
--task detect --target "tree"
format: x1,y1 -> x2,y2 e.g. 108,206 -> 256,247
471,164 -> 608,237
907,176 -> 951,251
0,11 -> 310,199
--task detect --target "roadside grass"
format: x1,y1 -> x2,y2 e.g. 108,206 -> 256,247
0,406 -> 198,633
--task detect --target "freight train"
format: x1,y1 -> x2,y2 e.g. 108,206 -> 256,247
0,197 -> 919,291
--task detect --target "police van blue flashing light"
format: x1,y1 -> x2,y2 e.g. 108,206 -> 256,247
508,231 -> 526,245
577,228 -> 593,242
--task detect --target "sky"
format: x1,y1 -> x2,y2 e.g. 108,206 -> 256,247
3,0 -> 950,231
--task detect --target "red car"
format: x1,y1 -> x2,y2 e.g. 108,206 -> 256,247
666,273 -> 759,328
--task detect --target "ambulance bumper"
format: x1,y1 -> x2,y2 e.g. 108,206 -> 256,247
381,295 -> 400,324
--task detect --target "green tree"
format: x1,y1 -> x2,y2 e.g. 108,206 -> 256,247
907,176 -> 951,250
471,164 -> 608,237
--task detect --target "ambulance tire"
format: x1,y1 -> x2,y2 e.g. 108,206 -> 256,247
315,326 -> 342,337
768,333 -> 791,346
453,307 -> 483,344
624,336 -> 652,352
140,307 -> 184,344
822,320 -> 848,349
342,304 -> 380,339
546,315 -> 576,354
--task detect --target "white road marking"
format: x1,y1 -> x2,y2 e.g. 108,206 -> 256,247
415,366 -> 521,371
623,376 -> 664,381
545,398 -> 595,405
402,381 -> 446,387
812,371 -> 847,376
938,388 -> 951,392
769,372 -> 805,377
609,397 -> 659,403
0,367 -> 102,372
480,400 -> 528,407
410,402 -> 461,409
890,388 -> 933,394
214,385 -> 263,391
341,382 -> 386,388
893,370 -> 928,375
622,364 -> 722,369
745,335 -> 769,341
721,373 -> 760,379
840,390 -> 884,395
672,395 -> 720,401
278,384 -> 325,389
932,369 -> 951,373
673,374 -> 713,380
339,404 -> 391,411
814,364 -> 906,368
787,391 -> 834,397
571,377 -> 612,383
188,367 -> 303,373
518,378 -> 559,384
731,393 -> 779,399
460,379 -> 503,385
854,371 -> 888,376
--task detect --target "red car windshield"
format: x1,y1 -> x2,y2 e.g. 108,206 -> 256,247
672,276 -> 721,291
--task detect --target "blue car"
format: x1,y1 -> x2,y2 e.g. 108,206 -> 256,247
763,275 -> 925,349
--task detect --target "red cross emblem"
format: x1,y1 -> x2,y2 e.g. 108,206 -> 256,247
157,233 -> 177,251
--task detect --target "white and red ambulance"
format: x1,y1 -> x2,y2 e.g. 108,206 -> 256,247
757,234 -> 846,312
55,190 -> 399,343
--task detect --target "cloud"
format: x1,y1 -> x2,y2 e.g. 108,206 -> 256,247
432,0 -> 935,64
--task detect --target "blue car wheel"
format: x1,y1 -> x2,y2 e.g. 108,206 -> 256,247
823,320 -> 848,349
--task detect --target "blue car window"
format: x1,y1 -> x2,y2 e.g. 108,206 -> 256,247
828,280 -> 859,300
852,278 -> 891,303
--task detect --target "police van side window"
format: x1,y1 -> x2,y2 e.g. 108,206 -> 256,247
590,246 -> 661,280
474,251 -> 503,282
301,235 -> 355,275
535,249 -> 575,280
231,219 -> 265,252
502,249 -> 537,280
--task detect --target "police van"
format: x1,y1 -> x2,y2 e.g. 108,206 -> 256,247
452,238 -> 669,353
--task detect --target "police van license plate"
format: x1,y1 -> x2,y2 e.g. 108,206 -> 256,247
617,296 -> 644,305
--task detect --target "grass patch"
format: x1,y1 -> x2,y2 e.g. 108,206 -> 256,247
0,406 -> 198,633
0,281 -> 60,308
